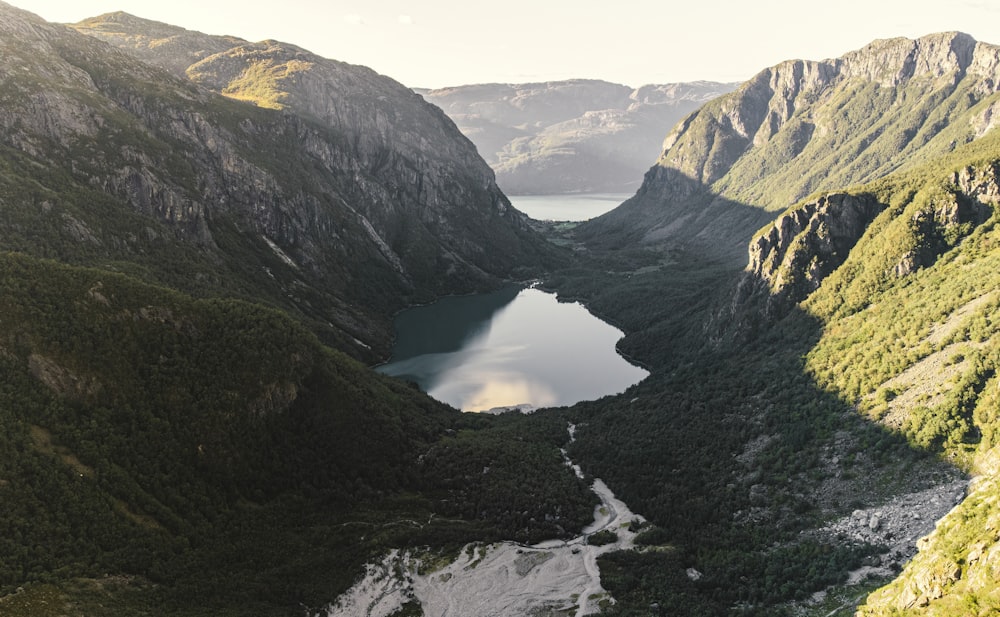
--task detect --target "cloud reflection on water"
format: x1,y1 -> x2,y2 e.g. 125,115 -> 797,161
378,287 -> 648,411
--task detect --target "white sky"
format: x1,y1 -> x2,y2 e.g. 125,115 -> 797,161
17,0 -> 1000,89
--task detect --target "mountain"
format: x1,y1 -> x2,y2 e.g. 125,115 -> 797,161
5,4 -> 1000,614
579,32 -> 1000,261
421,79 -> 736,195
536,33 -> 1000,615
0,5 -> 558,362
0,5 -> 592,614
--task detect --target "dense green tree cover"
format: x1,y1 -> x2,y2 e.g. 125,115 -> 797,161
0,252 -> 594,615
416,411 -> 599,544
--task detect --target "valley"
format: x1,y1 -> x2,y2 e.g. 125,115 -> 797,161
0,3 -> 999,617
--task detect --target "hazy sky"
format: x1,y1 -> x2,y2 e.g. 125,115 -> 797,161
19,0 -> 1000,89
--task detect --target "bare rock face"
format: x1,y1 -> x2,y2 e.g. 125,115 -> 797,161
954,161 -> 1000,209
661,32 -> 1000,191
76,12 -> 549,275
743,192 -> 886,312
0,4 -> 556,359
714,158 -> 998,342
706,192 -> 884,342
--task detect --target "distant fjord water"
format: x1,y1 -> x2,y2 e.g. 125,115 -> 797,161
508,193 -> 631,221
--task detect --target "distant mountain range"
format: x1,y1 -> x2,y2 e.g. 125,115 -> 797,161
420,79 -> 736,195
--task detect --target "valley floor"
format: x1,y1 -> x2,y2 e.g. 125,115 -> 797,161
323,428 -> 646,617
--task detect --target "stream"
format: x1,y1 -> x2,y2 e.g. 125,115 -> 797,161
321,425 -> 645,617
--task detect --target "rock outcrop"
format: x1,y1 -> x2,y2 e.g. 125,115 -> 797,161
717,158 -> 999,341
735,192 -> 886,319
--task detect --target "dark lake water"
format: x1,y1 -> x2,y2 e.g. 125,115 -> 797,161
376,285 -> 648,411
508,193 -> 630,221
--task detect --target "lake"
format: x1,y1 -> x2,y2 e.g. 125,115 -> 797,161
376,285 -> 648,412
508,193 -> 631,221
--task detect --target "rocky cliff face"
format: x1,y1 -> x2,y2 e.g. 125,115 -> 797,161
753,161 -> 998,299
719,159 -> 999,340
421,79 -> 736,195
0,4 -> 555,359
580,32 -> 1000,261
736,192 -> 886,318
661,32 -> 1000,192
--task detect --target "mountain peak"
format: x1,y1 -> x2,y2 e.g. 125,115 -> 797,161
74,11 -> 192,38
72,11 -> 248,76
83,10 -> 142,22
837,31 -> 986,86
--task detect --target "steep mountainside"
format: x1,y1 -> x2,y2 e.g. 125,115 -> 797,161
0,5 -> 593,615
0,251 -> 597,616
421,79 -> 735,195
580,32 -> 1000,261
0,5 -> 555,360
790,143 -> 1000,615
542,106 -> 1000,617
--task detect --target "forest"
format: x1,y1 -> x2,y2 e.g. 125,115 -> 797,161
0,253 -> 597,615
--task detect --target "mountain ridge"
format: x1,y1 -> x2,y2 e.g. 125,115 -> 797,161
579,31 -> 1000,261
72,11 -> 252,77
